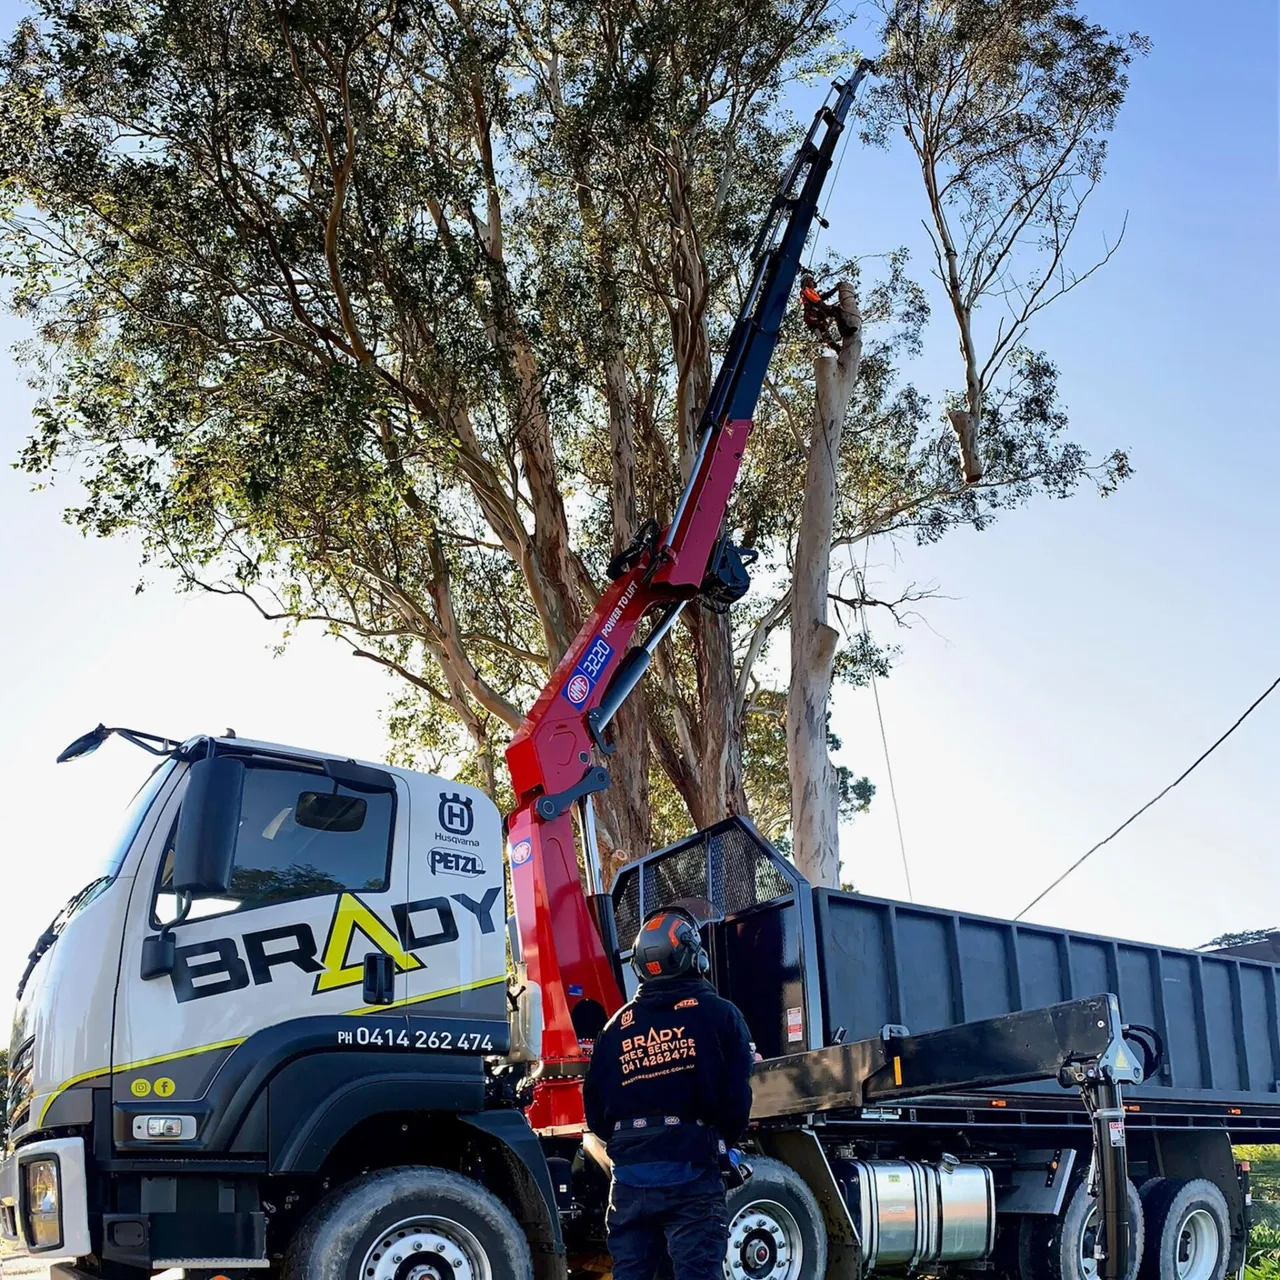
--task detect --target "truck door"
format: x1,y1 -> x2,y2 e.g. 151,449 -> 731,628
112,756 -> 411,1105
401,774 -> 509,1042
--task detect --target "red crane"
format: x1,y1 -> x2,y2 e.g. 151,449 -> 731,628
504,66 -> 872,1134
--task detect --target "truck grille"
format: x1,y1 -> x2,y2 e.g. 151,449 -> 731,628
7,1036 -> 33,1134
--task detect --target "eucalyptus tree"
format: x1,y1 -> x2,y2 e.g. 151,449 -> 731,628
1,0 -> 1137,883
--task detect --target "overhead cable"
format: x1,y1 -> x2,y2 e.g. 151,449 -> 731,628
1014,673 -> 1280,921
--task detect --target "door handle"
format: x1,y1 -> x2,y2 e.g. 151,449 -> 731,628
362,952 -> 396,1005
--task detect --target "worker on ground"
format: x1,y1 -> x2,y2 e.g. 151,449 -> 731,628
584,907 -> 755,1280
799,272 -> 853,351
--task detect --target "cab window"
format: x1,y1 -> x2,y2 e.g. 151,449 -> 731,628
153,763 -> 394,924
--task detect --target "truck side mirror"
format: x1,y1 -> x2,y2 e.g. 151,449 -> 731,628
172,756 -> 245,897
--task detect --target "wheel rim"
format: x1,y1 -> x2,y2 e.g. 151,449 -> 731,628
359,1215 -> 492,1280
725,1199 -> 804,1280
1174,1208 -> 1220,1280
1078,1205 -> 1101,1280
1077,1202 -> 1141,1280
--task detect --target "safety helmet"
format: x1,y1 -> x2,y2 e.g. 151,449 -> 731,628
631,907 -> 710,982
800,273 -> 817,289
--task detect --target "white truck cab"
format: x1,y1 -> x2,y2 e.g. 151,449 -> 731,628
0,734 -> 534,1274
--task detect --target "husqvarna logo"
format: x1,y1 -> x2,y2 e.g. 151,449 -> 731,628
438,792 -> 474,836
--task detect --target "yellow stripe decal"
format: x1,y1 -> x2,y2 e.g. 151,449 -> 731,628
36,1066 -> 111,1124
38,1037 -> 246,1126
117,1037 -> 248,1075
893,1055 -> 902,1086
37,977 -> 506,1124
346,974 -> 507,1017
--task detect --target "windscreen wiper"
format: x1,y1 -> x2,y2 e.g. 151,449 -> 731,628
15,875 -> 114,999
16,918 -> 59,999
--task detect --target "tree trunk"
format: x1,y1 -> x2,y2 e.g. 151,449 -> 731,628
788,283 -> 863,888
684,604 -> 748,829
578,180 -> 650,880
947,407 -> 983,485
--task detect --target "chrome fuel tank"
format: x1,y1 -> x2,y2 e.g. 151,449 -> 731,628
936,1160 -> 996,1260
843,1159 -> 995,1271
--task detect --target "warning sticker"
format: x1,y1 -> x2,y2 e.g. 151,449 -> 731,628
1109,1119 -> 1126,1147
787,1006 -> 804,1043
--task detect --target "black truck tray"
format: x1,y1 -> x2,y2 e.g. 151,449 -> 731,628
614,818 -> 1280,1110
814,887 -> 1280,1105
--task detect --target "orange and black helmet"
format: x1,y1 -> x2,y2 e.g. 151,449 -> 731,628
631,907 -> 710,982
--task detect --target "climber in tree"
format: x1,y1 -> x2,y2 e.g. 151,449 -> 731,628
799,273 -> 855,352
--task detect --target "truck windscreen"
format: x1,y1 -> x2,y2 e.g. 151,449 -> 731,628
94,756 -> 178,881
15,758 -> 178,999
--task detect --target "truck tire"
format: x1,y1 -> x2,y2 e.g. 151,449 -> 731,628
724,1156 -> 828,1280
283,1164 -> 533,1280
1024,1177 -> 1144,1280
1138,1178 -> 1230,1280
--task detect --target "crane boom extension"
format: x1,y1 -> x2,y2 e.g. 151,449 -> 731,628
504,66 -> 872,1132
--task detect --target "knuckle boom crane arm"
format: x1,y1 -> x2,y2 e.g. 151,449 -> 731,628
503,64 -> 875,1109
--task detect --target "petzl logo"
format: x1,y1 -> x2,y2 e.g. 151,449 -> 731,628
510,839 -> 533,866
438,792 -> 474,836
566,674 -> 591,705
431,847 -> 484,878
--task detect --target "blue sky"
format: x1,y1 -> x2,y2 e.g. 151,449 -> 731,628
0,0 -> 1276,999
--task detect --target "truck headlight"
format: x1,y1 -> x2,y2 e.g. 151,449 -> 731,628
22,1157 -> 61,1249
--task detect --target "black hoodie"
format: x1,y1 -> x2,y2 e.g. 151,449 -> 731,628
583,976 -> 754,1185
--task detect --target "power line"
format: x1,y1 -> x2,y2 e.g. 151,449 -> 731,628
855,548 -> 914,902
1014,673 -> 1280,922
868,660 -> 914,902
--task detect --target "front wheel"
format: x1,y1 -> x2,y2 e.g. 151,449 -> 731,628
723,1156 -> 827,1280
283,1165 -> 533,1280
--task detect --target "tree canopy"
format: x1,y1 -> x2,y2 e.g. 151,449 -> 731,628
0,0 -> 1142,876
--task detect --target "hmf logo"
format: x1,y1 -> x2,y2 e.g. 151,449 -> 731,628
156,888 -> 502,1005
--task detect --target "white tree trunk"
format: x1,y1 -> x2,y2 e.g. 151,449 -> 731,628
947,407 -> 984,485
788,282 -> 863,888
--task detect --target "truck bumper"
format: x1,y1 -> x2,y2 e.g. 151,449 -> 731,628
0,1136 -> 92,1261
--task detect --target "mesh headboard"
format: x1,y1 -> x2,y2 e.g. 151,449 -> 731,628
613,818 -> 801,948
